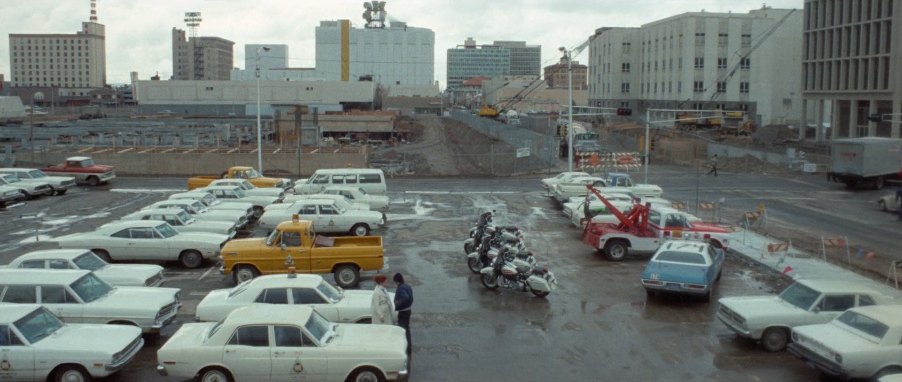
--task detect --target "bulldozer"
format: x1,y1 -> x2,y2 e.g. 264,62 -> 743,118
478,105 -> 500,118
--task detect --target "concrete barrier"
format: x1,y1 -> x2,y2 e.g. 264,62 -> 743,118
19,150 -> 367,177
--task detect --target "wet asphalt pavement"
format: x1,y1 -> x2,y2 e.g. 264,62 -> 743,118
0,172 -> 864,381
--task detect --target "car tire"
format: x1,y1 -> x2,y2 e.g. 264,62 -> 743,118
603,240 -> 629,261
252,206 -> 264,219
348,367 -> 385,382
334,264 -> 360,288
761,327 -> 789,352
55,188 -> 68,195
44,188 -> 55,197
179,250 -> 204,269
52,365 -> 92,382
873,366 -> 902,382
350,223 -> 370,236
233,266 -> 259,284
86,176 -> 100,186
91,249 -> 112,263
200,367 -> 234,382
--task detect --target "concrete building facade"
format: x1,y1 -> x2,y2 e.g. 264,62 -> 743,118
801,0 -> 902,140
446,38 -> 511,90
545,59 -> 588,90
493,41 -> 541,76
230,44 -> 323,82
8,21 -> 106,97
171,28 -> 234,81
315,20 -> 435,87
589,8 -> 804,127
483,76 -> 588,113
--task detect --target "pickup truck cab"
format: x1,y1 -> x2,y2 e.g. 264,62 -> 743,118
0,173 -> 53,198
0,168 -> 74,195
41,156 -> 115,186
221,217 -> 384,288
186,166 -> 292,190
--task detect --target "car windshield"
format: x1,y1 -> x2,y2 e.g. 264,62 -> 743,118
2,175 -> 20,184
14,307 -> 63,344
654,250 -> 707,265
177,211 -> 195,224
304,311 -> 333,344
333,203 -> 346,214
81,159 -> 95,167
27,170 -> 46,178
779,282 -> 821,310
208,319 -> 226,340
317,281 -> 343,303
836,311 -> 889,340
245,169 -> 262,179
156,223 -> 178,238
241,181 -> 255,190
228,280 -> 252,298
191,201 -> 208,213
73,252 -> 107,271
70,273 -> 113,303
265,229 -> 279,246
234,189 -> 248,198
200,194 -> 219,206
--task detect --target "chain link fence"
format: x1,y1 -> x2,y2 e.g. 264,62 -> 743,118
449,110 -> 558,175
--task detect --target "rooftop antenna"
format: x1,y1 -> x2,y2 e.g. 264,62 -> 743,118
89,0 -> 98,22
184,12 -> 202,38
363,1 -> 387,28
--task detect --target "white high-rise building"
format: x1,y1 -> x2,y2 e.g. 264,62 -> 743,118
8,21 -> 106,93
589,7 -> 803,126
314,14 -> 435,88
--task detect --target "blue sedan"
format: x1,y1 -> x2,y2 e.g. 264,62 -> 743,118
640,240 -> 725,302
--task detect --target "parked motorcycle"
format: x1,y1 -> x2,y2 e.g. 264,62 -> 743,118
467,226 -> 524,273
480,247 -> 557,298
464,211 -> 494,254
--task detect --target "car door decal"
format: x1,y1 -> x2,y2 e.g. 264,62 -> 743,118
293,358 -> 304,373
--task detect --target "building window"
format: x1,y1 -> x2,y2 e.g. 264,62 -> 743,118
621,83 -> 630,93
622,42 -> 631,54
740,82 -> 750,93
718,33 -> 728,46
717,58 -> 727,69
694,57 -> 704,69
740,57 -> 750,69
622,63 -> 630,73
693,81 -> 704,93
695,33 -> 705,45
716,82 -> 726,93
741,34 -> 751,47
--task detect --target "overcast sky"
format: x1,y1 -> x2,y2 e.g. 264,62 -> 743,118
1,0 -> 802,88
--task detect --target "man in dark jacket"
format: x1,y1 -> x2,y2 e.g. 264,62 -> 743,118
393,272 -> 413,355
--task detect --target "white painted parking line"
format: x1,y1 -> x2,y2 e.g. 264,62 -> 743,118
198,265 -> 216,280
404,191 -> 519,195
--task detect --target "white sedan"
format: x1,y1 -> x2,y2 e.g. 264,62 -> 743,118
541,171 -> 590,190
280,193 -> 369,211
258,199 -> 384,236
0,167 -> 76,195
195,274 -> 394,323
207,178 -> 286,199
4,249 -> 165,287
0,305 -> 144,381
157,305 -> 408,382
878,194 -> 901,212
120,208 -> 237,238
147,199 -> 249,229
54,220 -> 229,268
169,191 -> 256,220
0,173 -> 53,198
311,186 -> 389,212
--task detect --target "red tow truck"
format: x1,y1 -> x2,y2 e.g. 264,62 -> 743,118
581,185 -> 732,261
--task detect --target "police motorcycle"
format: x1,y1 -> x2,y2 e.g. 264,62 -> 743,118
480,246 -> 557,298
466,225 -> 525,273
464,211 -> 494,254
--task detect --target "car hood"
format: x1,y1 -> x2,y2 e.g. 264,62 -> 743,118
95,287 -> 179,313
159,322 -> 213,355
333,323 -> 407,353
334,290 -> 395,310
174,232 -> 230,246
719,295 -> 803,320
95,264 -> 163,286
222,238 -> 267,255
183,220 -> 235,234
195,289 -> 231,320
35,324 -> 141,354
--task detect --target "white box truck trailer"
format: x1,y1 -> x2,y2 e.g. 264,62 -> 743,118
828,137 -> 902,189
0,96 -> 26,125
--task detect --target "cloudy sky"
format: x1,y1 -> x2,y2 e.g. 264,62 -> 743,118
1,0 -> 801,88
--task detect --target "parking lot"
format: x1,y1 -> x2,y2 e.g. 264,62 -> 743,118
0,170 -> 887,381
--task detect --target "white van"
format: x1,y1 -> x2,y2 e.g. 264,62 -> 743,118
294,168 -> 387,195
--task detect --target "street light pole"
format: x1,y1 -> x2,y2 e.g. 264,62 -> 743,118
255,46 -> 270,174
644,108 -> 650,183
560,48 -> 574,172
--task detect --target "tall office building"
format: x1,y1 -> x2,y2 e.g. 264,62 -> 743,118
8,14 -> 106,95
801,0 -> 902,140
171,28 -> 234,81
493,41 -> 541,76
589,7 -> 803,126
315,2 -> 434,89
446,38 -> 511,90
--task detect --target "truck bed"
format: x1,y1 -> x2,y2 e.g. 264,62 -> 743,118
314,235 -> 382,248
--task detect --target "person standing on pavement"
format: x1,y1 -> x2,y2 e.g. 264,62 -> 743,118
370,274 -> 394,325
393,272 -> 413,355
897,165 -> 902,221
706,154 -> 719,177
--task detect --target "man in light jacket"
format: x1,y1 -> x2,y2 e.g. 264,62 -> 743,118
370,274 -> 394,324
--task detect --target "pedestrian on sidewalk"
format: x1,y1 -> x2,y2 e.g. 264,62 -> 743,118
897,165 -> 902,221
393,272 -> 414,355
370,274 -> 394,325
706,154 -> 719,177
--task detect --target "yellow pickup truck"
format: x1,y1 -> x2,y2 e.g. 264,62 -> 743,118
220,217 -> 384,288
187,166 -> 292,190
